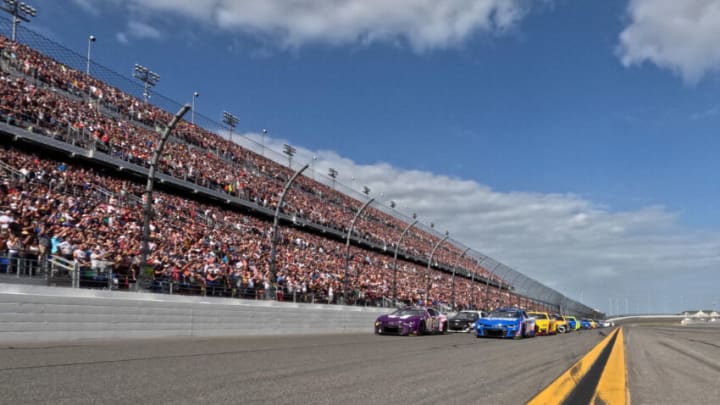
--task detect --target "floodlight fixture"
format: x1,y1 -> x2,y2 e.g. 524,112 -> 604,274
2,0 -> 37,41
222,111 -> 239,142
283,144 -> 296,168
133,64 -> 160,103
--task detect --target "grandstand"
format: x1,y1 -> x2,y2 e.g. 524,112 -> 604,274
0,17 -> 598,317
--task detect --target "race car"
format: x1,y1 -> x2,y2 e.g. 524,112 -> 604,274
580,319 -> 595,329
528,311 -> 552,335
565,316 -> 580,331
474,307 -> 536,339
550,313 -> 569,333
447,310 -> 485,333
374,307 -> 447,336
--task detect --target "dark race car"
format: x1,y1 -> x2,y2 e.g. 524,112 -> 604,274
447,310 -> 485,333
474,307 -> 536,339
374,307 -> 447,336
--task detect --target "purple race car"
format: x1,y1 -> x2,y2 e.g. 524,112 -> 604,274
374,307 -> 447,336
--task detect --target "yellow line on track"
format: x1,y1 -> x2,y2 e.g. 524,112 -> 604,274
592,327 -> 629,404
527,328 -> 620,405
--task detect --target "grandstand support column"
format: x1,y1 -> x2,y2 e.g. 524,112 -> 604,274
451,247 -> 471,310
425,232 -> 449,305
139,104 -> 191,291
392,218 -> 418,306
269,163 -> 309,298
343,198 -> 375,304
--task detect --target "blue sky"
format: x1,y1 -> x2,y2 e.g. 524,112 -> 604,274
15,0 -> 720,313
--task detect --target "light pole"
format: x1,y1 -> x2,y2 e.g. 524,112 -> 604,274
311,156 -> 318,180
222,111 -> 239,142
261,128 -> 268,157
133,64 -> 160,103
191,92 -> 199,125
282,144 -> 296,168
328,168 -> 338,190
1,1 -> 36,41
86,35 -> 96,76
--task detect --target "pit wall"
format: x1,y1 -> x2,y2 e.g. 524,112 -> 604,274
0,284 -> 388,343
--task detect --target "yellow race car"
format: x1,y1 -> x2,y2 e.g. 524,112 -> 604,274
528,311 -> 552,335
550,313 -> 569,333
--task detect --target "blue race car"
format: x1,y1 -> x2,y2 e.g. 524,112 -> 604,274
474,308 -> 537,339
566,316 -> 578,331
580,319 -> 594,329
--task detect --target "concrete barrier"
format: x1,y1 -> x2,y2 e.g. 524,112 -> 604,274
0,284 -> 389,343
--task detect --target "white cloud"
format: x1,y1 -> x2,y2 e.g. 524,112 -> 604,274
127,21 -> 162,40
83,0 -> 539,51
115,21 -> 162,44
618,0 -> 720,84
236,132 -> 720,313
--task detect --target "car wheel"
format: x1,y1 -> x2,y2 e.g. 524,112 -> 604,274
558,325 -> 566,334
442,322 -> 448,335
416,322 -> 424,336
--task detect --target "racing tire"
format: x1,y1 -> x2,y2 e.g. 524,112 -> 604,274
416,323 -> 424,336
557,325 -> 566,334
441,322 -> 448,335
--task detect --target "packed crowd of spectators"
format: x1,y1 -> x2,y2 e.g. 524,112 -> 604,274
0,35 -> 541,310
0,35 -> 500,280
0,146 -> 532,309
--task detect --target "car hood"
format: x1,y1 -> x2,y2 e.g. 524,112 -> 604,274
476,317 -> 521,325
377,314 -> 422,322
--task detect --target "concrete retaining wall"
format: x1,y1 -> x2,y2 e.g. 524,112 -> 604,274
0,284 -> 389,343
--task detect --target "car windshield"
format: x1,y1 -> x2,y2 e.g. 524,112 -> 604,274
392,309 -> 425,317
529,313 -> 547,319
551,315 -> 564,320
488,310 -> 520,319
454,312 -> 478,320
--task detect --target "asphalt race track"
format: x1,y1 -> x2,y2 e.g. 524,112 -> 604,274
625,324 -> 720,405
0,324 -> 716,404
